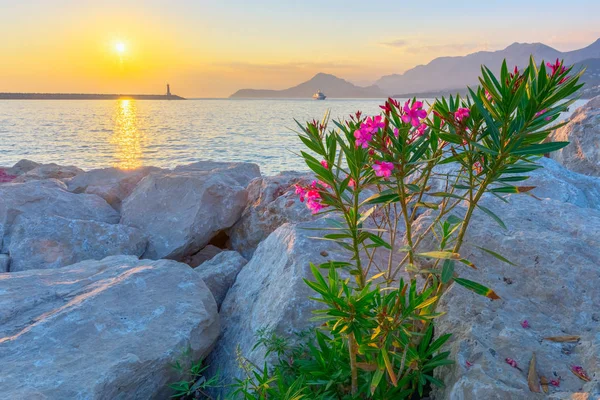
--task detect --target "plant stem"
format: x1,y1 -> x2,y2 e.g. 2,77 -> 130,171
348,332 -> 359,395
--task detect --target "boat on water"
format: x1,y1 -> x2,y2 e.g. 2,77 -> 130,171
312,90 -> 326,100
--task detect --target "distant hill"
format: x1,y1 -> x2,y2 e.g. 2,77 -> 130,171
392,58 -> 600,100
377,38 -> 600,95
229,73 -> 385,99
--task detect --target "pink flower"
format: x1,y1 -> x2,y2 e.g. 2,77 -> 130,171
521,320 -> 530,329
401,100 -> 427,127
547,58 -> 566,76
549,378 -> 560,387
320,160 -> 329,169
354,128 -> 373,148
454,107 -> 470,122
393,127 -> 399,138
380,98 -> 399,113
372,161 -> 394,178
306,198 -> 325,214
485,90 -> 493,102
294,184 -> 306,202
505,358 -> 519,369
535,109 -> 547,118
348,178 -> 356,188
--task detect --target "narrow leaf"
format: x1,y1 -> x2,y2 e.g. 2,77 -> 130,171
454,278 -> 501,300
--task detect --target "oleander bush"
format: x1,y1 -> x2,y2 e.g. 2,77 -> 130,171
232,58 -> 583,399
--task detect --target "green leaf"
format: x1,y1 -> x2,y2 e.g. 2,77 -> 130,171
454,278 -> 500,300
474,245 -> 517,266
417,251 -> 460,260
441,260 -> 455,284
511,141 -> 569,155
476,204 -> 507,230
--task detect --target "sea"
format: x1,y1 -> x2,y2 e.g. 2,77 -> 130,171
0,98 -> 587,175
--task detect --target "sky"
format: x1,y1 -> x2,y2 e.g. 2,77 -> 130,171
1,0 -> 599,98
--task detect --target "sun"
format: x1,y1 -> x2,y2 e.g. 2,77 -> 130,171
115,42 -> 126,54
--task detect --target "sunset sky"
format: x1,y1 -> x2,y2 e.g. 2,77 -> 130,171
1,0 -> 599,98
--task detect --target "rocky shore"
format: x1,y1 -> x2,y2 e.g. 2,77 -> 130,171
0,96 -> 599,399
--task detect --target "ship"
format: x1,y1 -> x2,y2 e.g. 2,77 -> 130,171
312,90 -> 326,100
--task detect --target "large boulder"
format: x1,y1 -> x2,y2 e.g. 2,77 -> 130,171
66,166 -> 160,211
525,157 -> 600,210
550,96 -> 600,176
420,195 -> 600,399
195,250 -> 248,309
0,255 -> 219,399
5,159 -> 40,176
120,162 -> 260,260
174,161 -> 261,187
229,172 -> 315,258
4,215 -> 147,272
206,220 -> 349,397
0,180 -> 119,249
12,163 -> 84,183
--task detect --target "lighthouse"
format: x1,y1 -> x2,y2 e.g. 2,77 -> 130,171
166,84 -> 172,97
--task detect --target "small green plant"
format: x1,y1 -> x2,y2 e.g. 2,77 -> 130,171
169,348 -> 220,399
233,58 -> 583,399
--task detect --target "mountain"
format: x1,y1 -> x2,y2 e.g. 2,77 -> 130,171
377,38 -> 600,95
229,73 -> 385,98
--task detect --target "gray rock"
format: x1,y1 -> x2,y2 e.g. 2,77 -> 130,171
206,220 -> 349,397
0,180 -> 119,249
12,163 -> 84,183
229,172 -> 315,258
5,215 -> 147,272
525,157 -> 600,210
0,255 -> 219,399
550,96 -> 600,176
182,244 -> 223,268
195,250 -> 248,309
66,166 -> 161,211
174,160 -> 261,187
121,163 -> 260,260
6,159 -> 40,176
0,254 -> 8,273
420,196 -> 600,399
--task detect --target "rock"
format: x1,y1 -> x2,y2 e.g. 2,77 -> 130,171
195,250 -> 248,309
206,220 -> 349,397
12,163 -> 84,183
5,215 -> 147,272
0,180 -> 120,249
66,166 -> 161,211
0,254 -> 9,273
182,244 -> 223,268
0,255 -> 219,399
229,172 -> 315,258
174,161 -> 261,187
420,196 -> 600,399
524,157 -> 600,210
121,162 -> 261,260
550,96 -> 600,176
6,159 -> 40,176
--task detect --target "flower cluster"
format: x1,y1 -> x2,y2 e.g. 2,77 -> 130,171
546,58 -> 570,84
401,100 -> 427,127
354,116 -> 385,148
454,107 -> 470,123
372,160 -> 394,178
295,181 -> 327,214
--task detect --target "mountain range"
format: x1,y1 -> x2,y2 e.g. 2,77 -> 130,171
229,73 -> 385,98
229,38 -> 600,99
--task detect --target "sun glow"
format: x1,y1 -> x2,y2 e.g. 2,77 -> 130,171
115,42 -> 126,54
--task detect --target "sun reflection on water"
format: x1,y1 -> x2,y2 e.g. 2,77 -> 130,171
111,99 -> 144,169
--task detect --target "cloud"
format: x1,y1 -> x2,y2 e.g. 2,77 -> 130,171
380,39 -> 494,55
380,39 -> 408,48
